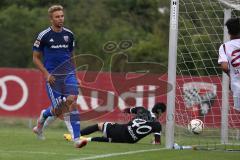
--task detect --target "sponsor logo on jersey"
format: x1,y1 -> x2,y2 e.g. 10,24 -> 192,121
49,38 -> 54,42
63,36 -> 69,42
127,126 -> 138,141
50,44 -> 69,49
34,40 -> 40,47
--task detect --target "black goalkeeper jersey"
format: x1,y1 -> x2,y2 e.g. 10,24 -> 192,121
126,107 -> 162,143
126,118 -> 161,143
106,106 -> 162,143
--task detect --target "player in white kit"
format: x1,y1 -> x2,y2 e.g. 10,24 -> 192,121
218,18 -> 240,111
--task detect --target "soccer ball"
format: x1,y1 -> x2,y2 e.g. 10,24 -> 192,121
188,119 -> 204,134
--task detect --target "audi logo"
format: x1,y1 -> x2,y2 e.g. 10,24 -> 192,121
0,75 -> 28,111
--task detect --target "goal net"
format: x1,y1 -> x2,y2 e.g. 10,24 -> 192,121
169,0 -> 240,149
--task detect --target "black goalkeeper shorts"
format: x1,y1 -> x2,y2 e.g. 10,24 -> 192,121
102,122 -> 134,143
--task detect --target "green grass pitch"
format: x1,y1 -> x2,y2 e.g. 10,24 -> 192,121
0,120 -> 240,160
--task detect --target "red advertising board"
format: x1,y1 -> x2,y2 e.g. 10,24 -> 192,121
0,68 -> 239,128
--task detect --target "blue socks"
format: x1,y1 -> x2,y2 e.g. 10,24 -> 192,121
70,111 -> 81,140
43,107 -> 53,119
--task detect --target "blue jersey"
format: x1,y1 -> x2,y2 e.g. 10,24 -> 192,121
33,27 -> 75,75
33,27 -> 79,98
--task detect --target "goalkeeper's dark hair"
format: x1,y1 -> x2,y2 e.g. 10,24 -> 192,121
152,102 -> 166,114
225,18 -> 240,36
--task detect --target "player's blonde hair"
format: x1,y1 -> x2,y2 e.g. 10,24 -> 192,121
48,5 -> 63,17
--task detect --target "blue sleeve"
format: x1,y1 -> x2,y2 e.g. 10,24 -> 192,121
32,34 -> 44,52
69,33 -> 75,53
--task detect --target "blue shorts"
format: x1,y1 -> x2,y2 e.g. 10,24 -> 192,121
46,74 -> 79,100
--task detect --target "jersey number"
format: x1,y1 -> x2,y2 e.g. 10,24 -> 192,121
132,119 -> 152,135
231,49 -> 240,68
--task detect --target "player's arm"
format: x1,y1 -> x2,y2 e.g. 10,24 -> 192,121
152,122 -> 162,145
71,52 -> 77,68
71,52 -> 82,88
218,44 -> 229,76
220,62 -> 229,76
32,51 -> 55,84
69,33 -> 81,85
69,34 -> 76,69
152,132 -> 161,145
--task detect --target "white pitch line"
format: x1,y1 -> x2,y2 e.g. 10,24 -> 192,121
0,149 -> 93,156
70,148 -> 168,160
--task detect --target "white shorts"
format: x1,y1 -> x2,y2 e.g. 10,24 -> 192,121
231,79 -> 240,111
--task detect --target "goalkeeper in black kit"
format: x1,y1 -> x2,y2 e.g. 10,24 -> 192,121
64,103 -> 166,144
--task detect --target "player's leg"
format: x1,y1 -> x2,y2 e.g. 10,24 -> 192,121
63,123 -> 100,141
32,109 -> 47,140
64,123 -> 101,141
80,123 -> 112,143
80,123 -> 102,136
64,75 -> 87,148
65,104 -> 88,148
61,99 -> 87,148
33,81 -> 61,139
87,123 -> 125,143
101,122 -> 109,137
102,123 -> 131,143
63,107 -> 80,141
89,137 -> 110,142
63,123 -> 109,142
33,107 -> 59,139
33,114 -> 57,139
43,116 -> 56,130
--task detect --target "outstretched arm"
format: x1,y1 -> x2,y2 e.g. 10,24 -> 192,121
152,133 -> 161,145
152,122 -> 162,145
220,62 -> 229,76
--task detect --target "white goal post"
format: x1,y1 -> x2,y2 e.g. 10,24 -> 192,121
166,0 -> 179,149
166,0 -> 240,149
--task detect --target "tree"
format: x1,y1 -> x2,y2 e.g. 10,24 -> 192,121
0,0 -> 171,70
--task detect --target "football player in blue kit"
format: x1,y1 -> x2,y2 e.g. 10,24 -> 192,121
32,5 -> 87,148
